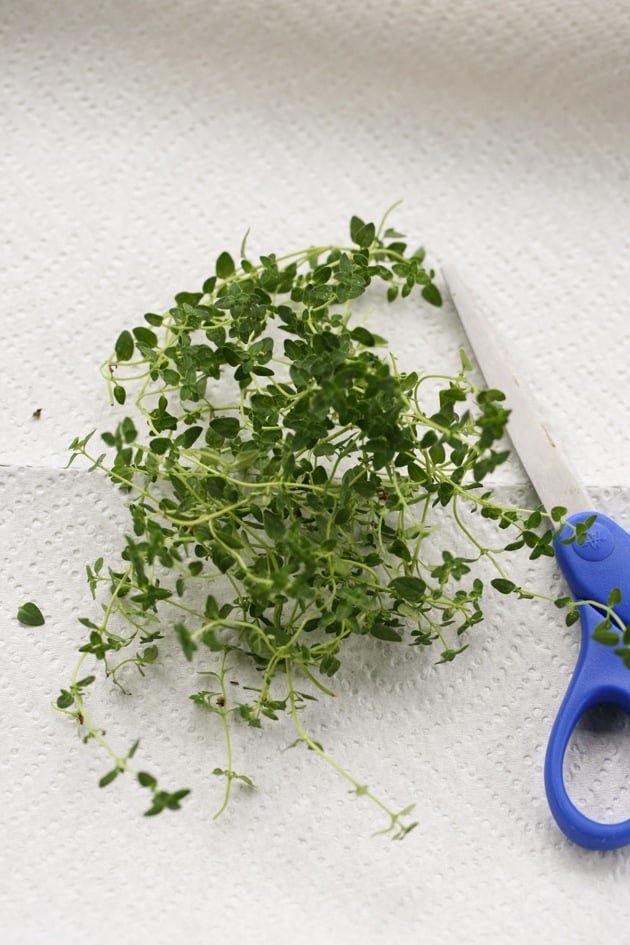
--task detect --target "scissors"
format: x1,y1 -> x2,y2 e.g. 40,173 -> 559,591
443,267 -> 630,850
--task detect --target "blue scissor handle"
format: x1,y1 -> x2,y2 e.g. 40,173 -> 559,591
545,512 -> 630,850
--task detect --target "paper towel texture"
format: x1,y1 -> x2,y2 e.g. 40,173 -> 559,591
2,0 -> 630,942
4,468 -> 630,944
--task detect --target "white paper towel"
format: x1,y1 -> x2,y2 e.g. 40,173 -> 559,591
4,468 -> 630,944
2,1 -> 630,942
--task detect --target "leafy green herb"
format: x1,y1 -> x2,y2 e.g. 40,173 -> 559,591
17,602 -> 45,626
115,330 -> 134,362
57,207 -> 591,838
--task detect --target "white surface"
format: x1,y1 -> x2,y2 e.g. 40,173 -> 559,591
3,1 -> 630,943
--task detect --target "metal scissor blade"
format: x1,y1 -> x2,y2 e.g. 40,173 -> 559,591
442,266 -> 591,515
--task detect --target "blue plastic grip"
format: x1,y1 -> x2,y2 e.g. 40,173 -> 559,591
545,512 -> 630,850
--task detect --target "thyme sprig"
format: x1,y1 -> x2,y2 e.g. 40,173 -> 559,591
56,210 -> 600,837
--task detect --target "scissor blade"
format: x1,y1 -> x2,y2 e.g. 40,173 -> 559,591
442,266 -> 591,516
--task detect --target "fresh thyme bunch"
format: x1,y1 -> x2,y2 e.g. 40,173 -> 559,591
58,209 -> 556,837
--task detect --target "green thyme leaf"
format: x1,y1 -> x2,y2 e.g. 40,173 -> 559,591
17,602 -> 45,626
592,623 -> 620,647
99,768 -> 120,788
115,330 -> 134,361
216,251 -> 235,279
421,283 -> 442,306
389,576 -> 427,603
